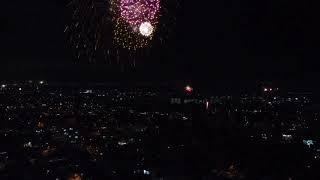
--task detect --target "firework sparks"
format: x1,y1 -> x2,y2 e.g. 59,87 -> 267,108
65,0 -> 178,63
111,0 -> 161,49
120,0 -> 160,27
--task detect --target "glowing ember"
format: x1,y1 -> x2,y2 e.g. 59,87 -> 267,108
185,85 -> 193,93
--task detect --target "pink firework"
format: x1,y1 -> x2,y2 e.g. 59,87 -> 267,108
120,0 -> 160,31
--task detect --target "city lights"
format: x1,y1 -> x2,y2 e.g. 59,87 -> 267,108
68,173 -> 82,180
0,81 -> 317,179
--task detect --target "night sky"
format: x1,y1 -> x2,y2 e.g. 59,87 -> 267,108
1,0 -> 320,88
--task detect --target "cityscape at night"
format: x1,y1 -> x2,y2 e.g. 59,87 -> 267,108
2,0 -> 320,179
0,81 -> 319,179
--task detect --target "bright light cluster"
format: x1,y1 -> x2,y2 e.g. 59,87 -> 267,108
139,22 -> 154,36
111,0 -> 161,49
185,85 -> 193,93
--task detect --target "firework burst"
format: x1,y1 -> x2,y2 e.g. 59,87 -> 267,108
111,0 -> 161,50
65,0 -> 179,63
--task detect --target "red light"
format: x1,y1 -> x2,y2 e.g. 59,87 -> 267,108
185,85 -> 193,93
